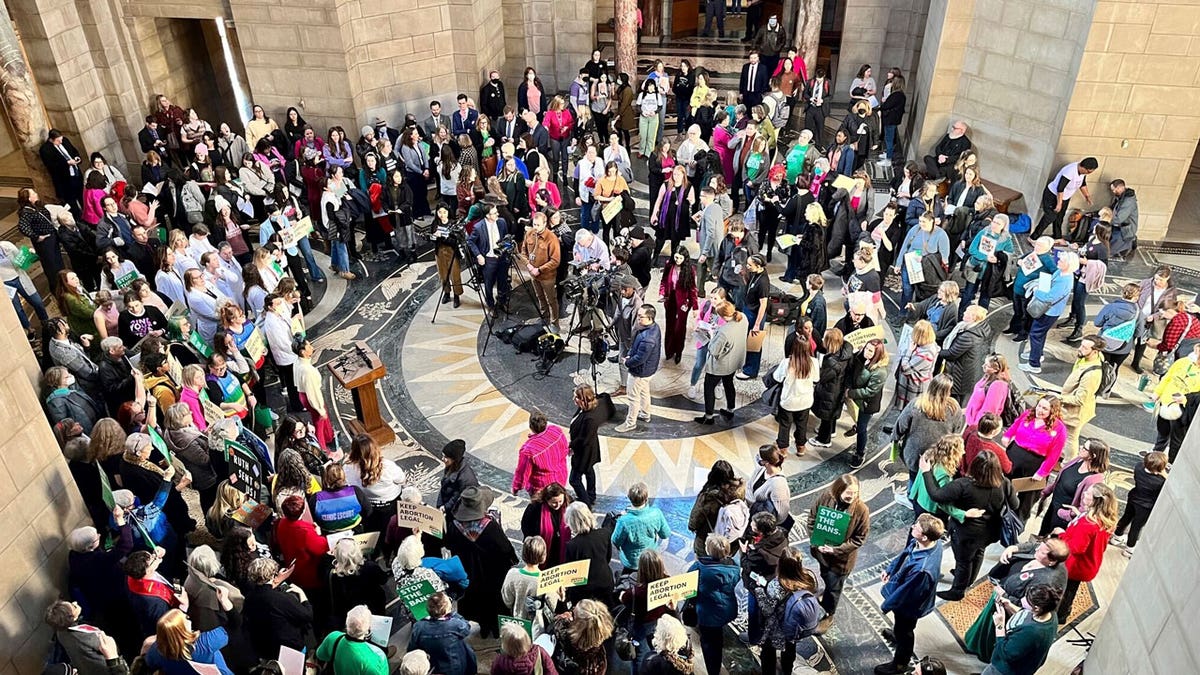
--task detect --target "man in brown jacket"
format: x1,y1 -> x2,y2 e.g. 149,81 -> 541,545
521,211 -> 561,328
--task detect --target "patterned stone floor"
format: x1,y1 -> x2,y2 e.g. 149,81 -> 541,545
306,174 -> 1191,672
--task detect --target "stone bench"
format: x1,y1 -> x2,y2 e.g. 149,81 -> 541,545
981,179 -> 1024,214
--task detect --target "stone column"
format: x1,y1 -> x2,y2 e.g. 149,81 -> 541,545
833,0 -> 891,99
615,0 -> 638,80
796,0 -> 823,76
0,5 -> 52,195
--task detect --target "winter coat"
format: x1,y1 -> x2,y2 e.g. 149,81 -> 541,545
625,322 -> 662,378
846,356 -> 886,416
807,492 -> 870,575
894,401 -> 965,473
751,579 -> 822,650
409,614 -> 478,675
688,556 -> 740,626
687,487 -> 724,559
881,540 -> 942,618
1092,298 -> 1140,355
894,343 -> 939,407
705,314 -> 748,376
942,320 -> 994,401
812,343 -> 854,420
612,506 -> 671,570
740,527 -> 788,588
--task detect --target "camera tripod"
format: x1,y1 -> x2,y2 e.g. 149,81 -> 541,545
564,281 -> 620,388
430,233 -> 498,357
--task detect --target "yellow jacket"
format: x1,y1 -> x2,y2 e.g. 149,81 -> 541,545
1061,355 -> 1103,427
1155,356 -> 1200,404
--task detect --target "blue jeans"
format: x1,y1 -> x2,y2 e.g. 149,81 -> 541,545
854,409 -> 873,457
742,303 -> 762,377
330,240 -> 350,273
296,237 -> 325,281
1028,313 -> 1058,367
899,266 -> 915,316
691,343 -> 709,386
960,280 -> 992,319
884,125 -> 898,160
580,201 -> 597,234
6,278 -> 48,329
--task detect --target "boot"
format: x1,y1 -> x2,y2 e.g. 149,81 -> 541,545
1063,328 -> 1083,343
1131,342 -> 1147,374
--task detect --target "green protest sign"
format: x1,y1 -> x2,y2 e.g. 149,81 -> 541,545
810,505 -> 851,547
397,579 -> 436,620
147,424 -> 172,462
498,615 -> 533,637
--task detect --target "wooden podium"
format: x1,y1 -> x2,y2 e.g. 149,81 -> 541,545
326,341 -> 395,447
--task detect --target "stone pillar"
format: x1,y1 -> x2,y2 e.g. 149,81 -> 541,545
1085,419 -> 1200,672
833,0 -> 891,99
0,4 -> 53,196
0,272 -> 90,675
615,0 -> 638,81
796,0 -> 823,77
908,0 -> 973,162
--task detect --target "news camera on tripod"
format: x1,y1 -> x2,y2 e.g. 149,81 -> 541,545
423,203 -> 468,307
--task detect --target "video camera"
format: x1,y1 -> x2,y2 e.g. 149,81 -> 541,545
492,234 -> 518,257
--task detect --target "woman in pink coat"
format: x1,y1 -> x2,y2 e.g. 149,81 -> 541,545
712,109 -> 735,187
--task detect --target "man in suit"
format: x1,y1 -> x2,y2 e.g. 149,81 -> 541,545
696,187 -> 723,296
522,110 -> 551,159
138,116 -> 168,156
422,100 -> 452,140
467,201 -> 511,312
739,51 -> 769,109
450,94 -> 479,138
497,106 -> 527,146
39,129 -> 84,217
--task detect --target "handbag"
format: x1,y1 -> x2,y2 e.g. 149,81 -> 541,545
998,481 -> 1024,547
1157,401 -> 1183,421
1153,350 -> 1172,377
1026,285 -> 1070,319
762,366 -> 783,411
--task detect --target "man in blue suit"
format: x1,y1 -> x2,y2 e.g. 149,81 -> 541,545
451,93 -> 480,138
468,201 -> 510,312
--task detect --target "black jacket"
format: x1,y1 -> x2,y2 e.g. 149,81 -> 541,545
912,296 -> 960,345
628,239 -> 655,289
878,91 -> 907,127
480,81 -> 508,120
812,343 -> 853,420
923,474 -> 1017,542
569,406 -> 607,469
930,134 -> 972,168
39,137 -> 82,183
242,584 -> 313,658
740,527 -> 788,587
565,527 -> 616,604
97,355 -> 135,415
942,320 -> 993,401
438,460 -> 480,515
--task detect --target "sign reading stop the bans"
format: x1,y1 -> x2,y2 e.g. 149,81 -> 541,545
394,501 -> 445,539
536,560 -> 589,595
646,570 -> 699,610
498,614 -> 533,637
397,578 -> 437,620
810,505 -> 852,547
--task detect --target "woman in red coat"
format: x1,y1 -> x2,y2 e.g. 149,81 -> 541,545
1051,482 -> 1118,624
660,247 -> 700,363
273,494 -> 329,591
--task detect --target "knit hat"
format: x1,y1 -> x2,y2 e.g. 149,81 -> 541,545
361,125 -> 374,138
442,439 -> 466,462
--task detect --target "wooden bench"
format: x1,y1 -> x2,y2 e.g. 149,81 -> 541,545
981,178 -> 1024,214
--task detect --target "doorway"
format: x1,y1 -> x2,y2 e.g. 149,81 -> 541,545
143,18 -> 248,131
1165,140 -> 1200,246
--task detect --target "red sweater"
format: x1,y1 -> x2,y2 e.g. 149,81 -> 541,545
274,517 -> 329,589
960,428 -> 1012,475
1059,515 -> 1108,582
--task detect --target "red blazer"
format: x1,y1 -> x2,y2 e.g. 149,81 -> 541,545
1059,515 -> 1108,582
659,264 -> 699,311
274,517 -> 329,589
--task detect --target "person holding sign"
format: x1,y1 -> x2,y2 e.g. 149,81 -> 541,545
98,248 -> 144,307
163,403 -> 220,515
408,592 -> 477,675
1002,236 -> 1056,343
563,502 -> 615,606
748,548 -> 822,675
807,474 -> 870,633
893,212 -> 949,321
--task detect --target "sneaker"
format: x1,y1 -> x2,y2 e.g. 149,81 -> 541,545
687,385 -> 701,401
1109,535 -> 1127,547
849,453 -> 866,469
1001,327 -> 1017,335
795,445 -> 807,457
735,372 -> 755,380
1014,334 -> 1028,342
1019,362 -> 1042,374
638,414 -> 651,422
614,422 -> 637,433
1123,546 -> 1134,557
810,439 -> 832,448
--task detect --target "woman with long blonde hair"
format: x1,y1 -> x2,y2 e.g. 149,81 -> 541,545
551,598 -> 615,674
144,608 -> 234,674
892,319 -> 940,411
894,374 -> 964,484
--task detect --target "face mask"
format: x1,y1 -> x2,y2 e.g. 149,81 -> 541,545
64,375 -> 75,387
769,19 -> 778,27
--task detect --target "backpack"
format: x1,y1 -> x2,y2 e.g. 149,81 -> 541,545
1083,362 -> 1118,399
764,92 -> 789,129
1001,383 -> 1025,428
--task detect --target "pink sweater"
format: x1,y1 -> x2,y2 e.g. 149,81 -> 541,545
964,377 -> 1009,427
1002,411 -> 1066,479
179,387 -> 208,431
512,425 -> 569,494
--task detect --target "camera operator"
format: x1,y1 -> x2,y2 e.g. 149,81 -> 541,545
612,275 -> 645,398
626,226 -> 655,289
521,211 -> 561,328
467,202 -> 512,313
572,229 -> 611,271
430,204 -> 464,307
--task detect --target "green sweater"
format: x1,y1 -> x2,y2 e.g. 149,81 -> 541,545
315,632 -> 388,675
991,612 -> 1058,675
908,465 -> 966,523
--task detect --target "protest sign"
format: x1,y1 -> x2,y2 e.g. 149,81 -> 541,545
536,560 -> 590,595
394,501 -> 445,539
646,571 -> 699,611
810,505 -> 852,547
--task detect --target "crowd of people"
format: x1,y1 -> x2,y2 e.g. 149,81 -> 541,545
7,20 -> 1198,675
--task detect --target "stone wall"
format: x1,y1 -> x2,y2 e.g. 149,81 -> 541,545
1085,418 -> 1200,672
908,0 -> 972,160
0,288 -> 91,675
879,0 -> 929,85
139,19 -> 222,125
952,0 -> 1094,203
502,0 -> 597,94
1054,0 -> 1200,241
834,0 -> 892,95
